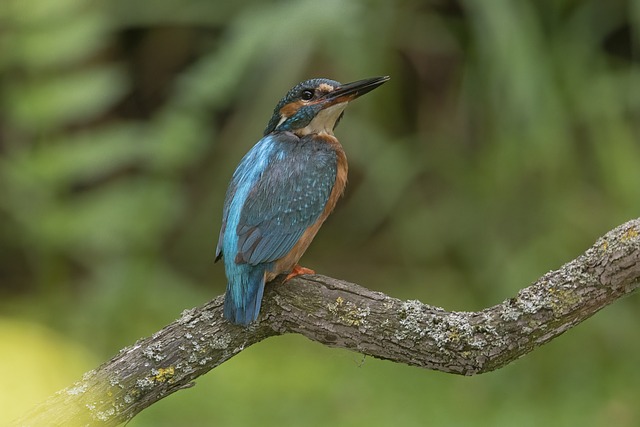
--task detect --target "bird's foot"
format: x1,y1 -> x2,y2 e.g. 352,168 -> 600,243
284,265 -> 315,281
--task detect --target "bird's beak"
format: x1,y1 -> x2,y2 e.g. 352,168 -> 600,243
321,76 -> 390,107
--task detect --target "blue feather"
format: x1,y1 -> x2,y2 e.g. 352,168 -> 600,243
217,131 -> 337,324
223,263 -> 268,326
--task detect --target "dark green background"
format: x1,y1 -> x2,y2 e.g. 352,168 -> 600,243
2,0 -> 639,425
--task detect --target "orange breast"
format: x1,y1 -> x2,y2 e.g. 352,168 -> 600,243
268,136 -> 348,280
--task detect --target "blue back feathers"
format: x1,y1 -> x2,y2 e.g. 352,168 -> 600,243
217,132 -> 338,325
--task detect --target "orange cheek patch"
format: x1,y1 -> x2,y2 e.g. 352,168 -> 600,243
279,100 -> 304,118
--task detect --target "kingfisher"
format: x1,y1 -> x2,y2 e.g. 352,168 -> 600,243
215,76 -> 390,325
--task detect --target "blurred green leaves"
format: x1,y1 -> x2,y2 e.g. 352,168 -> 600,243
1,0 -> 640,425
6,67 -> 126,129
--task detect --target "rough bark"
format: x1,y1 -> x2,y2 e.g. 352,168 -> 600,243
14,218 -> 640,427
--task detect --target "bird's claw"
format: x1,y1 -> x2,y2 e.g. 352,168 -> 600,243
284,265 -> 315,281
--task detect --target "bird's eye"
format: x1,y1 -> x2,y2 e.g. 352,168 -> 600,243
301,89 -> 314,101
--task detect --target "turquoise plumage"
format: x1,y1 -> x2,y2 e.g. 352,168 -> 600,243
216,76 -> 389,325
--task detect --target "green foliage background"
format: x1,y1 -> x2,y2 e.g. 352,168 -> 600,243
1,0 -> 639,425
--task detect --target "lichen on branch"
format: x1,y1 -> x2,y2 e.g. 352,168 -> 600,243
13,219 -> 640,427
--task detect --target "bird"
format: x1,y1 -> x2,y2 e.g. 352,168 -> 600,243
215,75 -> 390,326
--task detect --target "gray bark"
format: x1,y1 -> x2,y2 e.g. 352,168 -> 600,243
14,218 -> 640,426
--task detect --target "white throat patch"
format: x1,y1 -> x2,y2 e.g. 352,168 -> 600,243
296,102 -> 348,136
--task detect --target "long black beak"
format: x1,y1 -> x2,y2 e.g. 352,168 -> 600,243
322,76 -> 390,106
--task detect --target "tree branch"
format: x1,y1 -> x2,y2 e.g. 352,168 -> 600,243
15,219 -> 640,426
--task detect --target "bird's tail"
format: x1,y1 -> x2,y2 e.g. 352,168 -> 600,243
223,265 -> 266,326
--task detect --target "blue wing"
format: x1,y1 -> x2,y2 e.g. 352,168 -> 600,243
217,132 -> 337,266
215,178 -> 238,261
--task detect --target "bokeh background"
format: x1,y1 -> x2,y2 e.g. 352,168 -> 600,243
2,0 -> 640,425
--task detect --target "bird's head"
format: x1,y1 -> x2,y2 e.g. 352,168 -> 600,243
264,76 -> 390,137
